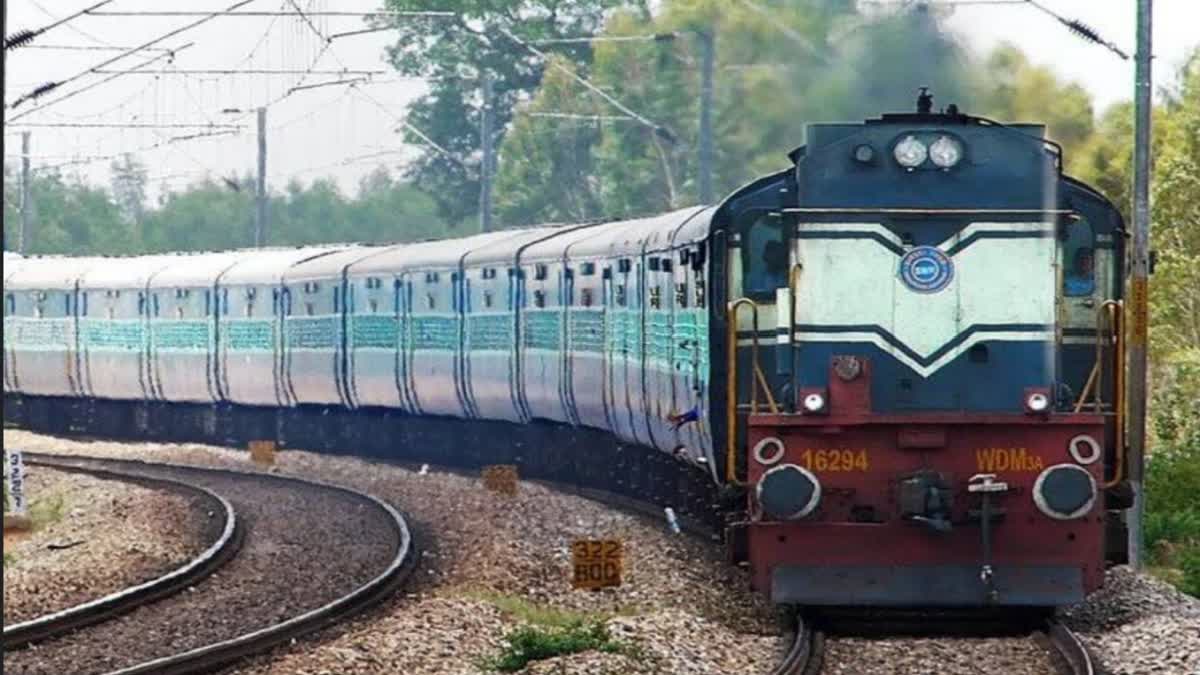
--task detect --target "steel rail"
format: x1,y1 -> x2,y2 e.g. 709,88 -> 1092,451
13,453 -> 417,675
1045,618 -> 1098,675
2,460 -> 241,649
769,614 -> 822,675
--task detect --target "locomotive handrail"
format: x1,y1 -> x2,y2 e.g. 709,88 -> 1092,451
1072,300 -> 1124,489
725,297 -> 778,485
1102,300 -> 1125,489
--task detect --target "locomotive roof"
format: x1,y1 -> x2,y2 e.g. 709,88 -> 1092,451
219,245 -> 350,285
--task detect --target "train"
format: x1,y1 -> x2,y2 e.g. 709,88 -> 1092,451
3,95 -> 1131,608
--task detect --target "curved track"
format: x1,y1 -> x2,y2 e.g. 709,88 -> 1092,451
3,453 -> 417,675
3,462 -> 240,649
769,616 -> 823,675
1044,618 -> 1098,675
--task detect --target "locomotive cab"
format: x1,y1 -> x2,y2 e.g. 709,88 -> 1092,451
718,95 -> 1128,607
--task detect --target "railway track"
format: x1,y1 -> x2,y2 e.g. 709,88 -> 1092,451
810,610 -> 1099,675
1044,618 -> 1098,675
770,615 -> 824,675
3,463 -> 241,649
2,452 -> 416,675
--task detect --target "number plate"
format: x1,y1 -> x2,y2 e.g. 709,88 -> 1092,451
799,448 -> 870,472
571,539 -> 623,589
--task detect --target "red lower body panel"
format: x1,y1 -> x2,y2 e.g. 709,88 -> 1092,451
745,413 -> 1107,606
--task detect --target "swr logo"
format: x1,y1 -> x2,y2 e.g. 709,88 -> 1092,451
975,447 -> 1045,472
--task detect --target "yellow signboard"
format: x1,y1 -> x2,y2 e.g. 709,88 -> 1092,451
482,465 -> 518,496
249,440 -> 276,466
571,539 -> 623,590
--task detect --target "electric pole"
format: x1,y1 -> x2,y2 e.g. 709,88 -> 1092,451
2,0 -> 6,252
1128,0 -> 1153,569
255,107 -> 267,247
698,30 -> 715,205
479,75 -> 494,233
20,132 -> 32,254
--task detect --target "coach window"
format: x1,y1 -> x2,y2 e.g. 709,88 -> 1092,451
742,213 -> 788,299
1063,218 -> 1095,297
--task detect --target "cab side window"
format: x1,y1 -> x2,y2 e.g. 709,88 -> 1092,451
1063,219 -> 1095,297
742,214 -> 787,300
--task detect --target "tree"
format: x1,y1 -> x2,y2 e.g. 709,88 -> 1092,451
140,177 -> 255,252
379,0 -> 638,225
494,57 -> 608,225
110,154 -> 149,228
494,0 -> 979,220
975,43 -> 1096,167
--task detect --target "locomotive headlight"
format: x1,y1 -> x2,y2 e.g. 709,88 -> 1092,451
802,392 -> 827,414
929,135 -> 963,168
1025,390 -> 1051,413
893,135 -> 928,168
1033,464 -> 1097,520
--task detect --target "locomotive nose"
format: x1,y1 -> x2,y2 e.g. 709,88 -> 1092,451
756,463 -> 821,520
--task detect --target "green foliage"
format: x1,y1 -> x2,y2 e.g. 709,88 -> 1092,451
4,164 -> 451,256
1179,546 -> 1200,597
482,620 -> 638,672
1145,428 -> 1200,597
464,589 -> 639,628
30,493 -> 67,530
379,0 -> 635,224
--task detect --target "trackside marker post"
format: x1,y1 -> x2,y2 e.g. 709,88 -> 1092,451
4,450 -> 32,531
249,440 -> 276,467
571,539 -> 623,590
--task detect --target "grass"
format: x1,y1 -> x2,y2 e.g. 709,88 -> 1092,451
461,590 -> 637,628
29,493 -> 67,530
461,591 -> 646,673
1144,431 -> 1200,597
481,620 -> 643,673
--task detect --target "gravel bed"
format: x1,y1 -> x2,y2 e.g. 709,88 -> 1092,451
3,467 -> 219,626
2,450 -> 399,675
1062,565 -> 1200,675
5,430 -> 782,675
821,635 -> 1053,675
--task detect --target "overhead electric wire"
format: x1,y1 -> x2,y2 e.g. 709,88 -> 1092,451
9,122 -> 244,129
31,129 -> 241,173
93,68 -> 387,75
736,0 -> 832,66
1024,0 -> 1128,59
8,0 -> 259,109
84,10 -> 456,18
27,0 -> 117,47
6,0 -> 117,50
526,112 -> 634,121
352,86 -> 465,167
18,44 -> 173,52
288,77 -> 368,94
9,43 -> 197,122
529,33 -> 679,45
491,27 -> 675,142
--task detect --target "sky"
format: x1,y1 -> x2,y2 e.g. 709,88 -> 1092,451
3,0 -> 1198,203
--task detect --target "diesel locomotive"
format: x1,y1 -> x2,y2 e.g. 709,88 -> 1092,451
3,96 -> 1129,608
